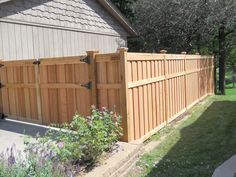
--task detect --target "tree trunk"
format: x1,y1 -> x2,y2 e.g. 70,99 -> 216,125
212,39 -> 217,94
218,25 -> 226,95
196,34 -> 201,53
186,36 -> 192,53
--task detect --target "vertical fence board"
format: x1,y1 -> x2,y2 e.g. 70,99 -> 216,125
0,52 -> 214,142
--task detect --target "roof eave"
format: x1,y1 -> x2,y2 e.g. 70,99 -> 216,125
97,0 -> 137,37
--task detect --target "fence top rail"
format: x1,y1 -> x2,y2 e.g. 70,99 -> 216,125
1,55 -> 89,67
95,53 -> 120,62
126,52 -> 213,61
39,56 -> 87,65
127,53 -> 165,61
1,59 -> 35,67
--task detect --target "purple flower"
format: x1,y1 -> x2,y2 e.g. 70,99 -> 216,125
77,164 -> 81,172
49,150 -> 53,159
57,142 -> 65,148
8,154 -> 16,165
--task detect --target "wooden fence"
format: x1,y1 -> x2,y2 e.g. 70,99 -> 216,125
0,49 -> 214,142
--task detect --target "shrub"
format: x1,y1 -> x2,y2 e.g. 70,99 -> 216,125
26,107 -> 122,174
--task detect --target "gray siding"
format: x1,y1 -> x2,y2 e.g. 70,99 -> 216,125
0,0 -> 128,36
0,21 -> 126,60
0,0 -> 128,60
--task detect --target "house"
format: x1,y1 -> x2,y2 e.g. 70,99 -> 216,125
0,0 -> 136,60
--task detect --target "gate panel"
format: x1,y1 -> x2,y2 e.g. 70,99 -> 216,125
0,61 -> 40,123
39,57 -> 91,125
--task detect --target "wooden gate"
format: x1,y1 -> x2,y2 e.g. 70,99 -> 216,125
0,60 -> 40,123
0,54 -> 95,125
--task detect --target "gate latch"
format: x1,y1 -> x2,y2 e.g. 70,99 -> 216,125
81,82 -> 92,89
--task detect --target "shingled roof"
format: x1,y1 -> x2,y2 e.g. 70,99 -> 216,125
0,0 -> 136,36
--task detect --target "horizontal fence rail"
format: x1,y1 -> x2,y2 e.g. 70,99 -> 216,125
0,49 -> 214,142
123,51 -> 214,141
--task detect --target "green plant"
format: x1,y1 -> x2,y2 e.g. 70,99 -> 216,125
0,145 -> 66,177
27,107 -> 122,171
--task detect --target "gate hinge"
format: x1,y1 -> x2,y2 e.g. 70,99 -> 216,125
0,82 -> 5,89
33,58 -> 41,65
0,64 -> 4,68
0,113 -> 7,119
81,82 -> 92,89
80,56 -> 90,64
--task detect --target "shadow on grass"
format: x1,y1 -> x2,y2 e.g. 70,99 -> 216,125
225,86 -> 235,89
146,101 -> 236,177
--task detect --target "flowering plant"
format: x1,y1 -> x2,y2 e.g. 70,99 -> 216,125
24,107 -> 122,175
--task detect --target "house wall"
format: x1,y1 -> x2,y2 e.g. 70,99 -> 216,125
0,0 -> 128,60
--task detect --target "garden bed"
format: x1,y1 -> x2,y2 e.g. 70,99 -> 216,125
0,108 -> 124,177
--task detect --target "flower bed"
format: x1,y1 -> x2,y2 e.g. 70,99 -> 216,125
0,107 -> 122,177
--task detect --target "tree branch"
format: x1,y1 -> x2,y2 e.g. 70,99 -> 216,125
225,30 -> 235,36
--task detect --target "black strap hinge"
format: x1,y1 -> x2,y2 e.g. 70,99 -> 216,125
0,82 -> 5,88
81,82 -> 92,89
0,113 -> 7,119
0,64 -> 4,68
33,59 -> 41,65
80,56 -> 90,64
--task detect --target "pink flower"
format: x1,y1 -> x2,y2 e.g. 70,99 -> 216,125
101,106 -> 106,111
57,142 -> 64,148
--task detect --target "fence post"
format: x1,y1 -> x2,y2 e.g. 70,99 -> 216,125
181,52 -> 188,109
0,60 -> 3,117
197,53 -> 201,100
118,47 -> 130,142
34,59 -> 43,124
161,50 -> 168,124
212,56 -> 216,94
87,50 -> 99,108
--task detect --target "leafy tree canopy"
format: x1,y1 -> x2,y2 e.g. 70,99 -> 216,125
110,0 -> 137,22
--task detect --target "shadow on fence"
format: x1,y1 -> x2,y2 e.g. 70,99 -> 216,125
145,100 -> 236,177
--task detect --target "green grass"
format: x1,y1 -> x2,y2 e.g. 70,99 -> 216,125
225,69 -> 236,95
134,95 -> 236,177
226,83 -> 236,95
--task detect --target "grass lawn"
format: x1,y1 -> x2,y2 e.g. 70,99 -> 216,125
132,95 -> 236,177
226,83 -> 236,95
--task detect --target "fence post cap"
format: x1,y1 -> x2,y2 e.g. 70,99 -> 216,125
160,50 -> 167,54
86,50 -> 99,54
195,52 -> 200,55
118,47 -> 129,53
181,52 -> 187,54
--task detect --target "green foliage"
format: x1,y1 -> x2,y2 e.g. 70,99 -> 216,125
1,108 -> 122,176
31,108 -> 122,167
130,0 -> 236,54
228,48 -> 236,68
110,0 -> 137,22
0,146 -> 65,177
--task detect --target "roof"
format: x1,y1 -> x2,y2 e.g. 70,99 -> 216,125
0,0 -> 137,36
98,0 -> 137,36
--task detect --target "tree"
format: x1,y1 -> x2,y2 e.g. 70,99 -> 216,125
110,0 -> 137,22
133,0 -> 236,94
207,0 -> 236,94
133,0 -> 211,53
